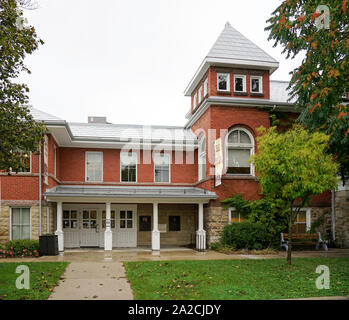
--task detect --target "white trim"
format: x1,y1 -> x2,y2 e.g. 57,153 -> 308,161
193,92 -> 197,109
292,207 -> 311,232
225,127 -> 255,176
53,146 -> 57,177
198,136 -> 206,181
204,78 -> 208,96
198,86 -> 202,103
234,74 -> 247,93
85,151 -> 103,182
153,153 -> 171,183
228,207 -> 243,224
217,73 -> 230,92
120,152 -> 138,183
250,76 -> 263,94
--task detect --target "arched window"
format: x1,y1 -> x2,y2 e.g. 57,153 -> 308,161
198,136 -> 206,180
226,128 -> 254,175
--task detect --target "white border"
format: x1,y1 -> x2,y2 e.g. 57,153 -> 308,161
250,76 -> 263,94
234,74 -> 247,93
10,207 -> 32,240
153,153 -> 171,183
217,73 -> 230,92
120,152 -> 138,183
85,151 -> 103,182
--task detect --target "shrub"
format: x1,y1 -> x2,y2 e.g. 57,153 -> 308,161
0,240 -> 40,258
221,222 -> 269,250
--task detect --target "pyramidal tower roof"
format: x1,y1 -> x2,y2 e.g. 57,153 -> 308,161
207,22 -> 278,64
184,22 -> 279,96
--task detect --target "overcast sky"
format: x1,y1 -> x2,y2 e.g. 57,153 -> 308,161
20,0 -> 304,126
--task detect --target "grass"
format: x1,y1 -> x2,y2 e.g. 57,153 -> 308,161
0,262 -> 68,300
124,258 -> 349,300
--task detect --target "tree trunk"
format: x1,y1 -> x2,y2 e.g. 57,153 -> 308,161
287,213 -> 293,265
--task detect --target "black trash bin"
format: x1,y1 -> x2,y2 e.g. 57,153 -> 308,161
39,234 -> 58,256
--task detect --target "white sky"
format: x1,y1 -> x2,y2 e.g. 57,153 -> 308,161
20,0 -> 304,126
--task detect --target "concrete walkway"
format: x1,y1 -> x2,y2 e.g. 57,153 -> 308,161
48,259 -> 133,300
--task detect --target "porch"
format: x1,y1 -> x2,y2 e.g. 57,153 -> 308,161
44,185 -> 218,252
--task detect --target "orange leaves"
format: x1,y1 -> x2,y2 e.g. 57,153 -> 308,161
338,111 -> 347,120
311,42 -> 318,50
346,39 -> 349,48
343,0 -> 348,13
345,128 -> 349,137
328,69 -> 340,79
311,11 -> 321,21
310,93 -> 317,101
320,88 -> 329,97
311,72 -> 318,78
297,15 -> 305,23
309,103 -> 321,114
280,14 -> 287,25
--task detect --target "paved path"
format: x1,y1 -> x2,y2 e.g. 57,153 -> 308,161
48,260 -> 133,300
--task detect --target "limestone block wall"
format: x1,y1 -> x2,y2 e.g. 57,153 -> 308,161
204,204 -> 229,245
0,201 -> 55,246
335,189 -> 349,248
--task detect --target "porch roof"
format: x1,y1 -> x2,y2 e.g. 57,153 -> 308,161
44,185 -> 218,203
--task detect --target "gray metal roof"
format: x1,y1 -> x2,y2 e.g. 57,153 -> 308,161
68,122 -> 197,142
44,185 -> 218,199
270,80 -> 297,104
207,22 -> 278,64
29,106 -> 63,122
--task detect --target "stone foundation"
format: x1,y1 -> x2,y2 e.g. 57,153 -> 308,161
0,204 -> 55,246
204,204 -> 229,245
335,189 -> 349,248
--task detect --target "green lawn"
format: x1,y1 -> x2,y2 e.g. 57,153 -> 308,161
124,258 -> 349,300
0,262 -> 68,300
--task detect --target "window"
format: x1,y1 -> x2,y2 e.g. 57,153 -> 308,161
11,208 -> 30,240
204,78 -> 208,96
12,151 -> 31,173
154,153 -> 170,183
169,216 -> 180,231
226,128 -> 254,175
86,152 -> 103,182
139,216 -> 151,231
234,75 -> 246,92
292,209 -> 311,233
121,152 -> 137,182
198,136 -> 206,181
102,210 -> 116,228
250,76 -> 263,93
120,210 -> 133,229
193,92 -> 197,109
228,208 -> 246,223
63,210 -> 78,229
217,73 -> 230,91
82,209 -> 97,229
53,146 -> 57,177
198,86 -> 202,103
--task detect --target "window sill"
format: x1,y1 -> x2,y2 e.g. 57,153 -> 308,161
250,92 -> 264,97
217,90 -> 231,95
233,91 -> 248,96
224,174 -> 256,180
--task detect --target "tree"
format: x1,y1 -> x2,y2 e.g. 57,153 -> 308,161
251,125 -> 338,264
0,0 -> 45,173
266,0 -> 349,184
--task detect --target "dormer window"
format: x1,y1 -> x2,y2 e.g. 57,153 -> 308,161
217,73 -> 230,91
251,76 -> 263,94
234,75 -> 246,93
204,78 -> 208,96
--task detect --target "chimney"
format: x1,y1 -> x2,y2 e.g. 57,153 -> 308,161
88,116 -> 107,124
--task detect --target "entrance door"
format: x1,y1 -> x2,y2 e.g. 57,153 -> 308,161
80,209 -> 99,247
115,206 -> 137,247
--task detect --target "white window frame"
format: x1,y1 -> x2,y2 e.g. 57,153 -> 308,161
234,75 -> 247,93
198,136 -> 206,181
217,73 -> 230,92
153,153 -> 171,183
120,152 -> 138,183
12,151 -> 31,174
53,145 -> 57,177
193,92 -> 197,109
198,86 -> 202,103
250,76 -> 263,94
204,78 -> 208,96
293,207 -> 311,232
228,207 -> 243,224
85,151 -> 103,182
10,207 -> 31,240
225,127 -> 255,176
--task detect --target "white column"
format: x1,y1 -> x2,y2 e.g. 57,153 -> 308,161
196,203 -> 206,250
104,202 -> 113,251
55,201 -> 64,252
152,202 -> 160,250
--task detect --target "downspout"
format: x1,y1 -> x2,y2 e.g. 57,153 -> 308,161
39,148 -> 42,237
331,190 -> 336,242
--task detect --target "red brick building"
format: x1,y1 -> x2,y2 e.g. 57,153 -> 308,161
0,22 -> 338,251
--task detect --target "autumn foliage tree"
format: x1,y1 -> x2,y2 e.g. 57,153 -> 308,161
266,0 -> 349,183
0,0 -> 45,172
251,125 -> 338,264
